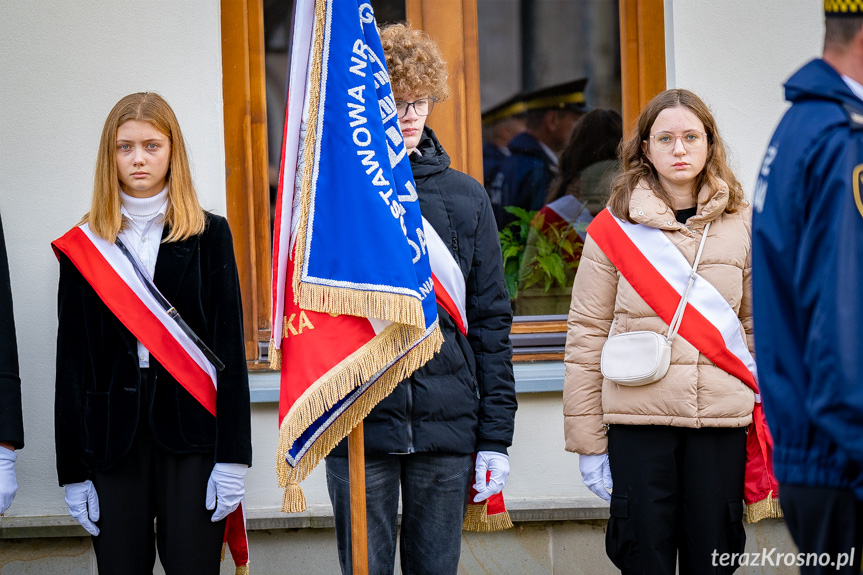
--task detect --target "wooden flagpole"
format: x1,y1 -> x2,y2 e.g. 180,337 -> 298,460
348,422 -> 369,575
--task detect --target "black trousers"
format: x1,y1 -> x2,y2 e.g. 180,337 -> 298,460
89,370 -> 225,575
781,484 -> 863,575
606,425 -> 747,575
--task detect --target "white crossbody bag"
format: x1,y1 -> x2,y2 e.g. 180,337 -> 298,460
600,222 -> 711,386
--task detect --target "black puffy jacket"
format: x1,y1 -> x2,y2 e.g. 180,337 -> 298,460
332,128 -> 517,457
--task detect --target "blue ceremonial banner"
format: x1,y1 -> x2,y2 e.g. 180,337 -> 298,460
295,0 -> 438,328
271,0 -> 443,512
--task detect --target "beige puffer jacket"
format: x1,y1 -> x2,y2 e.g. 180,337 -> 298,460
563,182 -> 755,455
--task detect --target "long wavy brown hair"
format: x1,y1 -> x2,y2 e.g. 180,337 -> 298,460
83,92 -> 205,243
380,23 -> 450,102
607,89 -> 744,222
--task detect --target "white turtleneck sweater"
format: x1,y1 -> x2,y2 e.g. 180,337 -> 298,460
118,187 -> 169,367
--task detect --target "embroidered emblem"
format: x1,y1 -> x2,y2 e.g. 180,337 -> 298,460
853,164 -> 863,219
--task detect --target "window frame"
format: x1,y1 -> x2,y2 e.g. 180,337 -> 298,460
221,0 -> 272,368
221,0 -> 666,367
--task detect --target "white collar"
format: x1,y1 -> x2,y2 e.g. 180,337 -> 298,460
120,187 -> 169,221
842,74 -> 863,104
537,140 -> 559,167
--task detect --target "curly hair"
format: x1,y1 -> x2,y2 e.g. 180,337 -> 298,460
608,89 -> 745,222
380,23 -> 450,102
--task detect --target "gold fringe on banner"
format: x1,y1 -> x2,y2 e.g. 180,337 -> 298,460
290,0 -> 326,305
462,502 -> 514,532
268,338 -> 281,370
268,317 -> 292,370
745,491 -> 782,523
299,282 -> 427,330
276,324 -> 443,512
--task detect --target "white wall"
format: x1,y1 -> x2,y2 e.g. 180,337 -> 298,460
0,1 -> 226,516
665,1 -> 823,195
0,0 -> 831,524
0,0 -> 584,525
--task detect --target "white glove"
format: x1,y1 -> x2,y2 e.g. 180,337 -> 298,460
64,480 -> 100,535
206,463 -> 247,522
579,453 -> 613,502
0,446 -> 18,515
473,451 -> 510,503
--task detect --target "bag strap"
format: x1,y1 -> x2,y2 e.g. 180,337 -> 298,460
666,222 -> 710,343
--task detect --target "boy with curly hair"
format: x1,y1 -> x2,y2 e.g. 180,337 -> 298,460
324,23 -> 517,575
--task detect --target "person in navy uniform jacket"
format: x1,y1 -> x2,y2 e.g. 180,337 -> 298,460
752,3 -> 863,573
489,79 -> 588,229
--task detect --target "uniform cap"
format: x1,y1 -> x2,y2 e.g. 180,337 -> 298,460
825,0 -> 863,15
519,78 -> 589,115
481,93 -> 527,127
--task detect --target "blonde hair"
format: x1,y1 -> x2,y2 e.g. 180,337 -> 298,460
84,92 -> 205,243
380,23 -> 450,102
608,89 -> 745,222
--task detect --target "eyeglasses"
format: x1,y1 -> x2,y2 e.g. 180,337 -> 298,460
395,98 -> 436,118
648,131 -> 707,152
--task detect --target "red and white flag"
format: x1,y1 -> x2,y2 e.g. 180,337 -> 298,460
268,0 -> 469,513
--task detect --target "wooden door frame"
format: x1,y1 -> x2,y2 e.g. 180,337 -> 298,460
405,0 -> 484,183
221,0 -> 272,365
620,0 -> 666,133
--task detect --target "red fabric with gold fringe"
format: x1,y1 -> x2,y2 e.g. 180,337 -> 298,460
462,454 -> 513,532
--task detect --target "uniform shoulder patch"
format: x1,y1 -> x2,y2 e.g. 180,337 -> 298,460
843,103 -> 863,130
853,164 -> 863,220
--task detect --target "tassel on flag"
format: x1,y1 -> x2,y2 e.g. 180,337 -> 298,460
269,0 -> 443,512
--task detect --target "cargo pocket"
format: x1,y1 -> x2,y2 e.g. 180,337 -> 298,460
83,391 -> 109,460
605,494 -> 638,572
726,499 -> 746,557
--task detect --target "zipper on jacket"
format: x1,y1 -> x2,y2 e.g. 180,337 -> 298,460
405,380 -> 415,453
451,233 -> 459,259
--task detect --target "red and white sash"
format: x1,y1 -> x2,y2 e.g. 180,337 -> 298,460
423,216 -> 468,336
588,208 -> 757,393
588,208 -> 780,516
52,223 -> 254,561
52,224 -> 219,415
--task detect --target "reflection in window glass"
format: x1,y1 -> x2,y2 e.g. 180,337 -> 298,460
479,0 -> 622,317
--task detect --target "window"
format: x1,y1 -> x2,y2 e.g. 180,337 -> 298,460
221,0 -> 665,366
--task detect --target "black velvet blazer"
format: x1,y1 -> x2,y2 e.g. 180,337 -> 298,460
0,213 -> 23,449
54,212 -> 251,486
